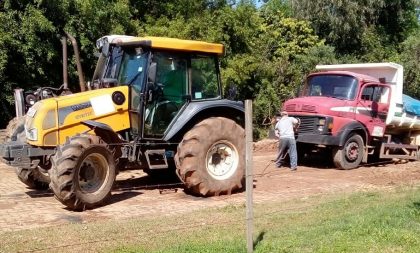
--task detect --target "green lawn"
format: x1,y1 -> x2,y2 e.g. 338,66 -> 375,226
1,186 -> 420,253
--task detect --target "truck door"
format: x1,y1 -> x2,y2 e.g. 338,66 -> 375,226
357,84 -> 390,137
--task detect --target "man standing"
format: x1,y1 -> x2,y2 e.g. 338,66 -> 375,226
274,111 -> 300,171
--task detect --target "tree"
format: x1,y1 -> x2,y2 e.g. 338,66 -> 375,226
399,32 -> 420,98
290,0 -> 418,55
0,0 -> 138,127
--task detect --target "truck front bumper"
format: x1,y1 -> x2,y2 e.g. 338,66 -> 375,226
0,141 -> 55,169
296,133 -> 340,146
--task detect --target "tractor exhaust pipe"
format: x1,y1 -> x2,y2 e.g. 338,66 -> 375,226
61,36 -> 68,90
65,32 -> 86,92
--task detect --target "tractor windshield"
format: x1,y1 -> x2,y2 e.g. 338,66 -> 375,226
118,48 -> 149,88
303,74 -> 358,100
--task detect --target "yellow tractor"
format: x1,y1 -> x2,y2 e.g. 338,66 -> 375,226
0,35 -> 245,210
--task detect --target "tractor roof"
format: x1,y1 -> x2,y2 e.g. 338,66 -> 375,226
98,35 -> 224,55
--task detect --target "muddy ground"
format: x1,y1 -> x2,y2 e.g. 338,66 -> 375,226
0,139 -> 419,233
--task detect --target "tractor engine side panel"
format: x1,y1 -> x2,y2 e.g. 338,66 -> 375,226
26,86 -> 130,147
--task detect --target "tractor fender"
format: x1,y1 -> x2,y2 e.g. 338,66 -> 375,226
82,120 -> 123,146
336,121 -> 368,147
164,99 -> 244,142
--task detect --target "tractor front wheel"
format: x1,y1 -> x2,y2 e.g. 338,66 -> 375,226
175,117 -> 245,196
50,135 -> 116,210
16,167 -> 50,190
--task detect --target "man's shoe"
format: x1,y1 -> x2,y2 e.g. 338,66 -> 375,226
290,167 -> 297,171
275,164 -> 282,168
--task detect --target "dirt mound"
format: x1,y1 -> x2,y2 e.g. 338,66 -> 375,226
253,138 -> 278,152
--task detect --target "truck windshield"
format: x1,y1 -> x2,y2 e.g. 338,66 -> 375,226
304,75 -> 358,100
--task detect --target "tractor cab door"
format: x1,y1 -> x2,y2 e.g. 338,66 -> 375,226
143,52 -> 189,138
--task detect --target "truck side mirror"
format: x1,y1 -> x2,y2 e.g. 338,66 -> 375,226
148,62 -> 157,84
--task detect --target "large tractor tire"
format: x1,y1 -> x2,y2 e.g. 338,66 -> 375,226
0,116 -> 26,144
175,117 -> 245,196
2,116 -> 50,190
50,135 -> 116,210
7,117 -> 26,141
16,167 -> 50,190
332,134 -> 364,170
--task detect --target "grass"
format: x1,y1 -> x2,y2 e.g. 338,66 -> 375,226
1,186 -> 420,253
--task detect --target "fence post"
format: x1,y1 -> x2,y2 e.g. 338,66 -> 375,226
245,99 -> 254,253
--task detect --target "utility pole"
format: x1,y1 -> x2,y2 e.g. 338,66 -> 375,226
245,99 -> 254,253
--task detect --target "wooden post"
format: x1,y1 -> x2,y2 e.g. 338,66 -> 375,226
245,99 -> 254,253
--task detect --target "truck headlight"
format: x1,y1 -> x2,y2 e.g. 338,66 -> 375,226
317,118 -> 326,132
26,128 -> 38,141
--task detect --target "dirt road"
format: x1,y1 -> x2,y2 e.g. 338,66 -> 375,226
0,149 -> 420,233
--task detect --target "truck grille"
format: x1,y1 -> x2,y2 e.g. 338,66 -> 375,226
294,116 -> 318,133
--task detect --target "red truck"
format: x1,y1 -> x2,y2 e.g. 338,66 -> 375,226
283,63 -> 420,169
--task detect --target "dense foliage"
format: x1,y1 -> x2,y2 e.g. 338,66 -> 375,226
0,0 -> 419,134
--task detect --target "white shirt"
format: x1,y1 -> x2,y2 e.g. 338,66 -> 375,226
275,116 -> 298,139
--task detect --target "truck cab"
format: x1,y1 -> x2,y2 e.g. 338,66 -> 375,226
283,63 -> 418,169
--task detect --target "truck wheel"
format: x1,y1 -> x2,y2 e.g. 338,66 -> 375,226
50,135 -> 116,210
175,117 -> 245,196
333,134 -> 364,170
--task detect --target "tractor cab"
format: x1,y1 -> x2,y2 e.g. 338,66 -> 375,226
92,36 -> 224,139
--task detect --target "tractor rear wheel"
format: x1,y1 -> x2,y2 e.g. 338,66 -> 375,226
50,135 -> 116,210
6,117 -> 26,142
175,117 -> 245,196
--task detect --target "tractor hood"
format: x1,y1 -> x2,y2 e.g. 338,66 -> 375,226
25,86 -> 130,147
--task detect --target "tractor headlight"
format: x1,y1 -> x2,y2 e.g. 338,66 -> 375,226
26,127 -> 38,141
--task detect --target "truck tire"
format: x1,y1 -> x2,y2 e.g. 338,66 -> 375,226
3,116 -> 51,190
175,117 -> 245,196
333,134 -> 364,170
50,135 -> 116,210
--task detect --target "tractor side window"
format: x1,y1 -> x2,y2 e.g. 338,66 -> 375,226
191,56 -> 220,100
143,52 -> 188,138
118,48 -> 148,136
155,53 -> 188,103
